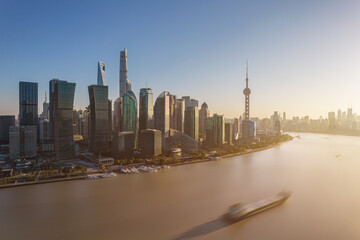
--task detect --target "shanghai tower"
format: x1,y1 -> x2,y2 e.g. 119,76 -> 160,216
120,49 -> 132,97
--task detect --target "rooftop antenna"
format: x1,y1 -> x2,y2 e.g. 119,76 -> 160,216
45,91 -> 47,103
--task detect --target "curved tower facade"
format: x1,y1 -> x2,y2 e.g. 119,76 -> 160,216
122,90 -> 137,133
97,61 -> 106,86
120,49 -> 132,97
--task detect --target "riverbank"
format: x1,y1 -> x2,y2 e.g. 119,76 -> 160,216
170,139 -> 292,167
0,138 -> 292,189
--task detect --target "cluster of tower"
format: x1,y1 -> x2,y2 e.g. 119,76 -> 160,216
2,50 -> 257,161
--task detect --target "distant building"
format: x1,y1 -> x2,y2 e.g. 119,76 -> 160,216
199,102 -> 210,139
274,120 -> 281,136
21,125 -> 37,158
19,81 -> 38,126
225,122 -> 233,145
139,88 -> 154,132
9,126 -> 20,160
119,49 -> 132,97
39,119 -> 50,141
88,85 -> 111,153
328,111 -> 336,129
41,92 -> 49,120
50,79 -> 76,158
72,107 -> 78,136
97,61 -> 106,86
0,115 -> 15,144
139,129 -> 162,157
184,106 -> 199,141
182,96 -> 191,109
191,99 -> 198,107
112,131 -> 134,158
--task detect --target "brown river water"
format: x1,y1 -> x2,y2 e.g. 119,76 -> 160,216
1,133 -> 360,240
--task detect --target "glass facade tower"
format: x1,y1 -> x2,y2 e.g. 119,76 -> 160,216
154,91 -> 170,134
88,85 -> 110,153
19,81 -> 38,126
184,106 -> 199,141
122,90 -> 137,133
51,80 -> 76,158
139,88 -> 154,132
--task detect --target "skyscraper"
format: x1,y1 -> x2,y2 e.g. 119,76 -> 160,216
205,114 -> 225,147
175,99 -> 185,132
139,88 -> 154,132
114,97 -> 123,132
88,85 -> 110,153
184,106 -> 199,141
50,80 -> 76,158
122,90 -> 137,133
41,92 -> 49,120
97,61 -> 106,86
120,49 -> 132,97
0,115 -> 15,144
199,102 -> 210,139
19,81 -> 38,126
154,91 -> 170,135
168,94 -> 177,129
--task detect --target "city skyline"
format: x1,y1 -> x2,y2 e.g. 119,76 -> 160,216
1,1 -> 360,119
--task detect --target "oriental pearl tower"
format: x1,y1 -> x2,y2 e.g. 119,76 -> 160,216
243,61 -> 251,120
241,61 -> 255,142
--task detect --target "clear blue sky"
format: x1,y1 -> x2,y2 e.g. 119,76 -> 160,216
1,0 -> 360,119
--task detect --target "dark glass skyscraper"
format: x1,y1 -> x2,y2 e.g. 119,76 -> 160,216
19,81 -> 38,126
122,90 -> 137,133
139,88 -> 153,132
88,85 -> 110,153
0,115 -> 15,144
50,79 -> 76,158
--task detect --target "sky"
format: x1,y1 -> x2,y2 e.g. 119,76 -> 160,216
1,0 -> 360,119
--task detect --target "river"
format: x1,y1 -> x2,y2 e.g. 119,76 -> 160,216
1,133 -> 360,240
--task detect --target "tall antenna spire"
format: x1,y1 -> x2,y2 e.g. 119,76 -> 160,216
246,60 -> 249,88
45,91 -> 47,103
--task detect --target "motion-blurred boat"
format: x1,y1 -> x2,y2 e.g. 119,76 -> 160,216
223,191 -> 290,222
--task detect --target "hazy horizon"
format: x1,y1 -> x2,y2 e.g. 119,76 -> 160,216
1,0 -> 360,119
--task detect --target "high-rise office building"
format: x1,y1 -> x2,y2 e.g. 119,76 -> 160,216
205,114 -> 225,147
199,102 -> 210,139
19,81 -> 38,126
9,126 -> 20,160
120,49 -> 132,97
39,119 -> 50,141
50,79 -> 76,158
225,122 -> 233,145
0,115 -> 15,144
328,111 -> 336,129
97,61 -> 106,86
21,125 -> 37,157
184,106 -> 199,141
182,96 -> 191,109
169,94 -> 177,130
114,97 -> 123,132
191,99 -> 198,107
88,85 -> 110,153
175,99 -> 185,132
122,91 -> 137,134
154,91 -> 170,135
139,88 -> 154,132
